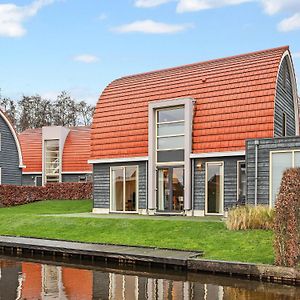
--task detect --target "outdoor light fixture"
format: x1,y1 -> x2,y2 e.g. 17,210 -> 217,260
196,162 -> 203,171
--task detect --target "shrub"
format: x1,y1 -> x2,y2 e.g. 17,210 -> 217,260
274,168 -> 300,267
0,182 -> 92,207
226,205 -> 274,230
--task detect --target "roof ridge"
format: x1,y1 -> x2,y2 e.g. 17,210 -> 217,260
116,45 -> 289,82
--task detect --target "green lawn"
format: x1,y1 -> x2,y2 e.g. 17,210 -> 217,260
0,200 -> 274,264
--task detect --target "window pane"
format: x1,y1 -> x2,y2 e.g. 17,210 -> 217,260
271,152 -> 293,207
157,107 -> 184,123
173,167 -> 184,211
238,162 -> 246,203
207,164 -> 222,214
125,167 -> 137,211
157,122 -> 184,136
158,136 -> 184,150
294,151 -> 300,167
112,168 -> 123,211
157,150 -> 184,162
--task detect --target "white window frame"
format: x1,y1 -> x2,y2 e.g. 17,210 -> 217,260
155,106 -> 185,165
269,149 -> 300,207
236,160 -> 246,202
205,161 -> 224,215
110,165 -> 139,213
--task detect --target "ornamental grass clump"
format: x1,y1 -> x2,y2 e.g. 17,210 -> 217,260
226,205 -> 274,231
274,168 -> 300,267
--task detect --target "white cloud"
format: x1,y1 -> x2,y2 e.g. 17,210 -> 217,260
176,0 -> 252,13
73,54 -> 99,64
278,13 -> 300,32
294,52 -> 300,58
112,19 -> 192,34
135,0 -> 173,8
0,0 -> 56,38
261,0 -> 300,15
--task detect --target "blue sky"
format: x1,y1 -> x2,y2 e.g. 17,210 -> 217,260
0,0 -> 300,104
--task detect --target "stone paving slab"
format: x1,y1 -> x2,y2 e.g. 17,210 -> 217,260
0,236 -> 202,266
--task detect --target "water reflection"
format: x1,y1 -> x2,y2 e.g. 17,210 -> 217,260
0,258 -> 299,299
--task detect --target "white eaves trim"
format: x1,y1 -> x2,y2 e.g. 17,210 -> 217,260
23,172 -> 42,175
190,151 -> 245,159
88,156 -> 149,164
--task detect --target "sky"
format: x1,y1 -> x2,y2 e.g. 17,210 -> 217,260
0,0 -> 300,105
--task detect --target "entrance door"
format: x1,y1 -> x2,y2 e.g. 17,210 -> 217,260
157,166 -> 184,212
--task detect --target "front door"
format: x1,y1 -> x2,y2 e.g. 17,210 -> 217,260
157,166 -> 184,212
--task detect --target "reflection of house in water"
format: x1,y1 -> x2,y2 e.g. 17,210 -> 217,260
16,261 -> 225,300
0,260 -> 22,300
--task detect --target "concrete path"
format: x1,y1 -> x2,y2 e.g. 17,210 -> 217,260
0,235 -> 202,266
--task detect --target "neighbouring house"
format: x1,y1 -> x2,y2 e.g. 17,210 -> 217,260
0,109 -> 24,185
89,46 -> 299,216
19,126 -> 92,186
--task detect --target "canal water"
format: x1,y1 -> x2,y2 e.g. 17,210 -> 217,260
0,256 -> 299,299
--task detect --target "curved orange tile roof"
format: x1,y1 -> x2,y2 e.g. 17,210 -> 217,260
91,46 -> 290,159
19,126 -> 91,173
62,126 -> 92,172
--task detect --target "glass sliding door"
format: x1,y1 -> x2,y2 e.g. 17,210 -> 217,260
206,162 -> 224,214
125,166 -> 137,211
111,166 -> 138,212
111,168 -> 124,211
157,166 -> 184,212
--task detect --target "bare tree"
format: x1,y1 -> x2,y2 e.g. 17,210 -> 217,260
76,101 -> 95,126
0,89 -> 95,132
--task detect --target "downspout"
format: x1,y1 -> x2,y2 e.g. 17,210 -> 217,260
254,140 -> 259,206
191,159 -> 194,216
145,160 -> 148,215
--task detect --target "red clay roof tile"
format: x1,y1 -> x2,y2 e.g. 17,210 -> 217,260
92,46 -> 289,159
19,126 -> 91,173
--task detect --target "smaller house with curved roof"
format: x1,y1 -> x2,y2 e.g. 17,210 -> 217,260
90,46 -> 299,216
0,110 -> 24,185
19,126 -> 92,186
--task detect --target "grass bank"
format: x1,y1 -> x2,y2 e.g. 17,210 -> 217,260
0,200 -> 274,264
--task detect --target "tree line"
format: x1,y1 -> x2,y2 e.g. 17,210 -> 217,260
0,90 -> 95,132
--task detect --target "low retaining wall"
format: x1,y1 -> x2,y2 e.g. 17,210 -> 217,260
188,259 -> 300,285
0,182 -> 92,206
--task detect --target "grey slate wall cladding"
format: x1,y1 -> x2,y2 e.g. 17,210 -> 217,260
246,136 -> 300,205
0,115 -> 22,185
193,156 -> 245,211
93,161 -> 147,209
274,57 -> 296,137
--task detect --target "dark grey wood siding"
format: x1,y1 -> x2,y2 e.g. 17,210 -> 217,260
62,173 -> 92,182
193,156 -> 245,211
22,174 -> 41,186
93,161 -> 147,210
246,136 -> 300,205
0,115 -> 22,185
274,57 -> 296,137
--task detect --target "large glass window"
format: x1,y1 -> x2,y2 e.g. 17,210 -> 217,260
156,107 -> 184,163
45,140 -> 60,183
271,152 -> 293,206
237,161 -> 246,203
111,166 -> 138,212
206,163 -> 223,214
